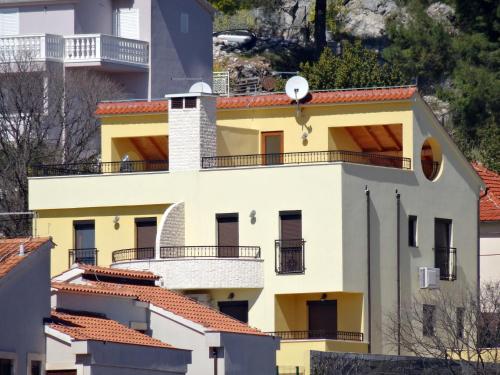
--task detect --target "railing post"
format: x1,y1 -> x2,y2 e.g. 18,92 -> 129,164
96,35 -> 102,60
40,34 -> 46,60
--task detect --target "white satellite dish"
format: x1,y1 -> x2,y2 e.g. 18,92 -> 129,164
189,81 -> 213,94
285,76 -> 309,101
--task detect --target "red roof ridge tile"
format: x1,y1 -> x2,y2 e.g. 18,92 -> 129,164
472,163 -> 500,221
0,238 -> 52,279
96,86 -> 417,116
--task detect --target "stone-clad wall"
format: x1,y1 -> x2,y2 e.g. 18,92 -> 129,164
157,202 -> 185,251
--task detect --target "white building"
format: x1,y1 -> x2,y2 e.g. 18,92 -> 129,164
473,163 -> 500,284
0,237 -> 53,375
52,265 -> 280,375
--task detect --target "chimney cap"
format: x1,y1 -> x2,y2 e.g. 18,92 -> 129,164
164,92 -> 218,100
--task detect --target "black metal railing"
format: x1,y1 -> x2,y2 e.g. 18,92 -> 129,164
268,330 -> 364,342
422,160 -> 440,180
112,247 -> 155,263
435,247 -> 457,280
68,248 -> 98,268
275,239 -> 305,274
29,160 -> 169,177
202,150 -> 411,170
160,246 -> 261,259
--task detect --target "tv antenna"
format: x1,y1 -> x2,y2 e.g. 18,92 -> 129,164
285,76 -> 309,117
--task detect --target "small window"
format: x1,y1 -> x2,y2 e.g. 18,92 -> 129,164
423,304 -> 435,337
0,359 -> 13,375
218,301 -> 248,323
171,97 -> 183,109
457,307 -> 464,339
408,215 -> 417,247
184,97 -> 197,109
180,13 -> 189,34
31,360 -> 42,375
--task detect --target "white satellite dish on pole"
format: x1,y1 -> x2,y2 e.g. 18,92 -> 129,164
189,81 -> 213,94
285,76 -> 309,102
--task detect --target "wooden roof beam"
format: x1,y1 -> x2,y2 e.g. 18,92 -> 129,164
363,126 -> 383,152
383,125 -> 402,151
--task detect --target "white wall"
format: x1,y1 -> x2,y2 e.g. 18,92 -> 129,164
480,221 -> 500,283
17,4 -> 75,35
0,243 -> 51,374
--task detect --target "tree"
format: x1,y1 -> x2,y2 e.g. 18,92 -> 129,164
0,54 -> 126,237
384,281 -> 500,375
300,41 -> 407,90
314,0 -> 327,54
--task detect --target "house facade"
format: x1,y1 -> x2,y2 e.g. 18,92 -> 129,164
51,265 -> 278,375
0,237 -> 53,375
473,163 -> 500,284
0,0 -> 214,98
28,86 -> 484,372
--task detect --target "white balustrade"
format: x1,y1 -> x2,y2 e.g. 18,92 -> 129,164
0,34 -> 63,61
0,34 -> 148,67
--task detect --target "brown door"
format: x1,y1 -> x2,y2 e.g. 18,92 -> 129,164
217,214 -> 239,257
279,211 -> 303,273
135,218 -> 157,259
262,131 -> 283,165
308,300 -> 338,339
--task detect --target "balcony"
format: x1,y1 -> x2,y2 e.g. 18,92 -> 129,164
202,150 -> 411,170
29,160 -> 169,177
435,246 -> 457,281
269,330 -> 364,342
69,248 -> 98,268
111,246 -> 264,289
275,239 -> 305,275
0,34 -> 149,69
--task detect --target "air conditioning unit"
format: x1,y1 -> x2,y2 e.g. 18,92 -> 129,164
419,267 -> 440,289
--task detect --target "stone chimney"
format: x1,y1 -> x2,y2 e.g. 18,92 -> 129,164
166,93 -> 217,172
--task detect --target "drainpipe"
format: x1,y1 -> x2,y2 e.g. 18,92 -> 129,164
365,186 -> 372,353
396,190 -> 401,356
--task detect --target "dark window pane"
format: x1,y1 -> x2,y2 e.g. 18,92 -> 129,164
31,360 -> 42,375
423,304 -> 435,337
308,300 -> 338,338
74,221 -> 95,249
0,359 -> 12,375
409,215 -> 417,247
218,301 -> 248,323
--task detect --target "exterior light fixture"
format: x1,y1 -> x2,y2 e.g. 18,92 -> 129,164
320,293 -> 327,301
228,292 -> 235,300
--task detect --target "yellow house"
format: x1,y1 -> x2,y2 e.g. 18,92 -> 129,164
29,86 -> 484,374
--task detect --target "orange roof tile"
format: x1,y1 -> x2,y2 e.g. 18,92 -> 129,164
49,310 -> 174,349
0,238 -> 52,279
79,264 -> 160,280
53,279 -> 265,336
473,163 -> 500,221
95,87 -> 417,116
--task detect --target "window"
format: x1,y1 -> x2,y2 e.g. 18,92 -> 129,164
423,304 -> 435,337
73,220 -> 96,265
456,307 -> 464,339
261,131 -> 283,165
0,8 -> 19,36
408,215 -> 417,247
113,8 -> 139,39
434,218 -> 456,280
277,211 -> 304,274
218,301 -> 248,323
217,213 -> 239,257
31,360 -> 42,375
135,218 -> 157,259
180,13 -> 189,33
0,359 -> 13,375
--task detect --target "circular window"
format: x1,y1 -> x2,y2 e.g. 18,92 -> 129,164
420,137 -> 442,181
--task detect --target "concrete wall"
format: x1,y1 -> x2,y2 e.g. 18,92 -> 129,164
74,0 -> 113,34
150,0 -> 213,96
17,4 -> 75,35
221,332 -> 278,375
480,221 -> 500,283
0,243 -> 51,374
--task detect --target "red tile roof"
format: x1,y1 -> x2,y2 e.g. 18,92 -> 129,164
96,87 -> 417,116
473,163 -> 500,221
0,238 -> 52,279
49,310 -> 174,349
79,264 -> 160,280
52,279 -> 265,336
